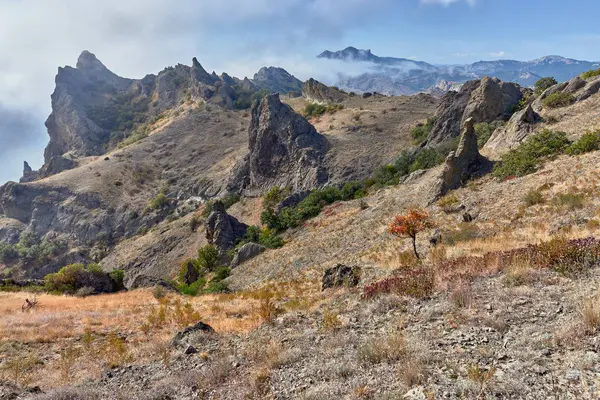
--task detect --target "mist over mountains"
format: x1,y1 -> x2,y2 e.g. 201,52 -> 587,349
318,46 -> 600,95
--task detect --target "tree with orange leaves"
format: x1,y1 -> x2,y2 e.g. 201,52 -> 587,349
389,209 -> 434,259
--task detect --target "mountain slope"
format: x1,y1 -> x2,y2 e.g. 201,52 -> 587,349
318,47 -> 600,95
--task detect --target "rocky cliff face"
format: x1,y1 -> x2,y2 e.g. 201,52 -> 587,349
427,77 -> 525,146
229,94 -> 329,195
302,79 -> 348,103
252,67 -> 302,94
26,51 -> 248,183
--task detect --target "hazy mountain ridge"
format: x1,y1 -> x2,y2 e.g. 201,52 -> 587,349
319,46 -> 600,95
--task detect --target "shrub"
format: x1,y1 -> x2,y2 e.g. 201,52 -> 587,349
109,269 -> 125,291
389,209 -> 434,259
523,189 -> 544,206
534,77 -> 558,95
552,192 -> 586,210
148,193 -> 168,210
152,285 -> 166,299
492,129 -> 570,180
178,278 -> 207,296
303,103 -> 327,118
438,194 -> 460,213
582,68 -> 600,80
411,117 -> 437,145
0,242 -> 18,263
263,186 -> 290,210
362,267 -> 434,300
394,151 -> 414,177
567,131 -> 600,155
197,244 -> 220,272
475,121 -> 504,148
542,92 -> 574,108
408,148 -> 443,173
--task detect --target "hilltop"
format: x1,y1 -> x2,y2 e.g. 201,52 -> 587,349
318,46 -> 600,95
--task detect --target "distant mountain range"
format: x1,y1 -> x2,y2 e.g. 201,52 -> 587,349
318,47 -> 600,95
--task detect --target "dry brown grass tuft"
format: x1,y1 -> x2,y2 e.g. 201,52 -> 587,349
580,295 -> 600,334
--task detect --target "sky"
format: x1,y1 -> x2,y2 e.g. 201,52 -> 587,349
0,0 -> 599,184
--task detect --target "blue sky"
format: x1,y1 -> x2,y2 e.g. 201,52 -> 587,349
0,0 -> 599,184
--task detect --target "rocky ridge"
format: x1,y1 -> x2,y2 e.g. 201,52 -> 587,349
228,94 -> 330,196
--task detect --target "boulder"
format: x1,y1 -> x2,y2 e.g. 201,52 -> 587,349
227,94 -> 329,195
484,103 -> 541,153
430,118 -> 492,201
206,201 -> 248,262
171,321 -> 216,347
230,243 -> 266,268
183,259 -> 199,285
429,230 -> 442,247
322,264 -> 361,291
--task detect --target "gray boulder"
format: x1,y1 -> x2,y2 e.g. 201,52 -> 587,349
171,321 -> 215,347
206,201 -> 248,263
322,264 -> 361,291
182,259 -> 199,285
231,243 -> 266,268
484,103 -> 541,152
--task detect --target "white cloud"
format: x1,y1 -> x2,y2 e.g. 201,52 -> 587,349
0,0 -> 398,183
488,51 -> 506,58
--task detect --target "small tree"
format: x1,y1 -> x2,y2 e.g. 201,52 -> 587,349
389,209 -> 434,259
197,244 -> 220,272
534,77 -> 558,96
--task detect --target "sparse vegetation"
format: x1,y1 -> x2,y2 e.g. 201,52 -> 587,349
523,189 -> 544,206
492,129 -> 570,180
302,102 -> 343,118
581,68 -> 600,80
474,121 -> 504,148
534,77 -> 558,95
542,92 -> 575,108
411,116 -> 437,145
566,130 -> 600,155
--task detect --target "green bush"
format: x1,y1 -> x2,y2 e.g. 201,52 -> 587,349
411,117 -> 437,145
239,226 -> 284,249
582,68 -> 600,80
148,193 -> 168,210
178,277 -> 207,296
409,148 -> 443,173
542,92 -> 574,108
197,244 -> 220,272
0,243 -> 18,263
109,270 -> 125,291
492,129 -> 570,180
394,151 -> 414,177
534,77 -> 558,95
523,190 -> 544,206
263,186 -> 290,210
567,131 -> 600,155
303,103 -> 327,118
475,121 -> 504,148
44,264 -> 114,295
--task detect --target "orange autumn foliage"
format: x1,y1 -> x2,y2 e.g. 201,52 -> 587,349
389,209 -> 434,258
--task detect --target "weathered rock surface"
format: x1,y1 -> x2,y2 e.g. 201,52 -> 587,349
228,94 -> 329,195
171,321 -> 216,347
427,77 -> 525,146
302,78 -> 348,103
206,202 -> 248,263
322,264 -> 361,290
252,67 -> 302,94
182,259 -> 199,285
230,243 -> 266,268
485,103 -> 541,153
430,118 -> 492,200
533,75 -> 600,112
